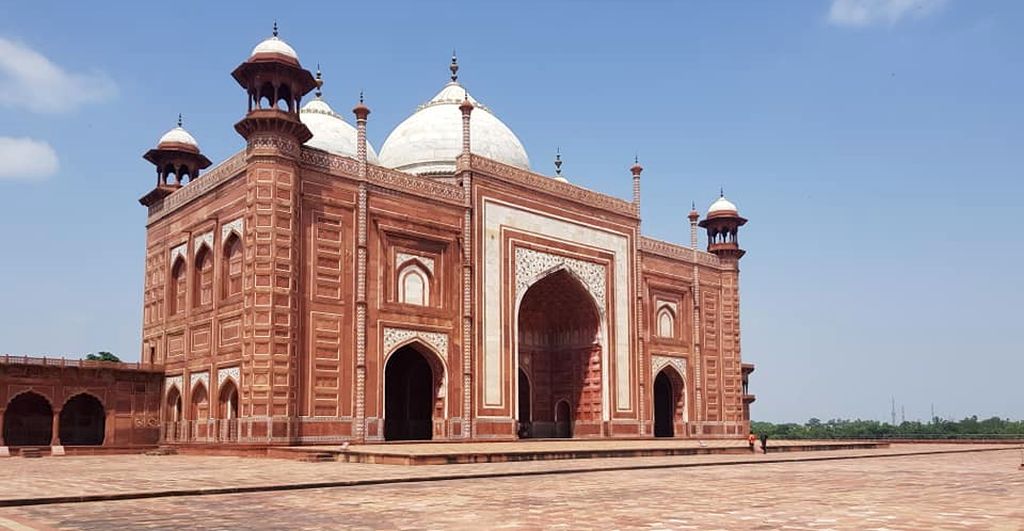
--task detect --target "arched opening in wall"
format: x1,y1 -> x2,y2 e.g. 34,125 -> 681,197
166,387 -> 183,441
194,245 -> 213,308
397,264 -> 430,306
59,394 -> 106,446
222,233 -> 243,299
384,344 -> 442,441
190,382 -> 210,441
218,380 -> 240,442
657,307 -> 675,338
2,392 -> 53,446
169,257 -> 186,316
516,369 -> 532,438
517,268 -> 602,439
653,368 -> 685,438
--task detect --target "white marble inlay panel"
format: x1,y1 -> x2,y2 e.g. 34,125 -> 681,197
218,366 -> 240,387
383,327 -> 449,358
514,247 -> 605,309
165,375 -> 183,395
221,218 -> 244,241
170,243 -> 187,264
190,371 -> 209,391
395,252 -> 435,275
194,232 -> 214,254
483,199 -> 631,416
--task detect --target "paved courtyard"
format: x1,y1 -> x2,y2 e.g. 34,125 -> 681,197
0,446 -> 1021,529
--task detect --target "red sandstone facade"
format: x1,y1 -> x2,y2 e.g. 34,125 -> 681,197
1,29 -> 755,450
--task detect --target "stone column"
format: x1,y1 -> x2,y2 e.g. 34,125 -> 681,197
51,409 -> 60,446
459,96 -> 474,438
353,98 -> 370,442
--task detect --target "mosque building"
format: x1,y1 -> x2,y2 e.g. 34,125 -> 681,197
0,26 -> 754,449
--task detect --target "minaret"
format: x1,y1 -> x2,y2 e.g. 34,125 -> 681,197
688,201 -> 700,249
698,191 -> 747,261
630,156 -> 643,207
231,23 -> 316,146
140,115 -> 211,207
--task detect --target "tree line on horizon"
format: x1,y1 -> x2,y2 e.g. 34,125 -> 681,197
752,416 -> 1024,439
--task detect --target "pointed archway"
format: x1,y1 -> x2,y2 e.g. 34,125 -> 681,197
165,386 -> 183,442
653,368 -> 685,438
3,392 -> 53,446
384,344 -> 443,441
59,394 -> 106,446
517,267 -> 602,438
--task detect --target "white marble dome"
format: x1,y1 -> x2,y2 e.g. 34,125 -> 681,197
708,195 -> 739,215
157,126 -> 199,150
300,98 -> 379,163
379,82 -> 530,175
251,36 -> 298,61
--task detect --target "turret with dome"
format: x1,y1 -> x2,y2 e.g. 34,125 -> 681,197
139,115 -> 211,207
300,67 -> 379,163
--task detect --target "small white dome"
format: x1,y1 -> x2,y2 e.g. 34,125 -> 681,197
157,126 -> 199,150
553,176 -> 569,184
379,82 -> 530,175
251,36 -> 298,61
708,195 -> 738,215
300,99 -> 379,163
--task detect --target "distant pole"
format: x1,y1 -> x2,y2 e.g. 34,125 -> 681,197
901,405 -> 905,425
891,396 -> 896,426
931,403 -> 935,423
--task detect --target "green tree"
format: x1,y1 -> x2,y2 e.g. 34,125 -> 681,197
85,351 -> 121,362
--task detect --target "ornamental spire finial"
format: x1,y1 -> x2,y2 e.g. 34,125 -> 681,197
359,90 -> 364,104
272,21 -> 279,37
177,113 -> 182,128
720,187 -> 725,198
314,64 -> 323,98
450,49 -> 459,82
555,148 -> 563,176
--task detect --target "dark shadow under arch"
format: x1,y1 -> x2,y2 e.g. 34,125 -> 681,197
3,392 -> 53,446
59,394 -> 105,446
384,345 -> 440,441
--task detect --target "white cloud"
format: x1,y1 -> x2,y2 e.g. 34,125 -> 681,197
828,0 -> 949,27
0,37 -> 117,113
0,137 -> 59,181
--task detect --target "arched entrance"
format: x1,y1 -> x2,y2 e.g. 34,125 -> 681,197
384,345 -> 442,441
517,268 -> 602,438
653,368 -> 685,438
517,369 -> 532,438
3,392 -> 53,446
218,381 -> 239,442
59,394 -> 106,445
165,387 -> 183,441
190,383 -> 209,440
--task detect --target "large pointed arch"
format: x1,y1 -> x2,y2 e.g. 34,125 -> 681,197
382,338 -> 447,441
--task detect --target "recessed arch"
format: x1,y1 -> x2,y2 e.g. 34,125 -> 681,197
383,341 -> 445,441
169,255 -> 186,316
397,262 -> 430,306
516,267 -> 603,438
190,381 -> 209,422
222,232 -> 243,299
59,393 -> 106,446
656,305 -> 676,338
653,367 -> 686,437
194,245 -> 213,307
3,391 -> 54,446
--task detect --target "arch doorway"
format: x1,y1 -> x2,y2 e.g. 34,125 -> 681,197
517,369 -> 532,438
517,268 -> 602,438
3,392 -> 53,446
59,394 -> 106,445
653,368 -> 685,438
166,387 -> 183,441
384,345 -> 442,441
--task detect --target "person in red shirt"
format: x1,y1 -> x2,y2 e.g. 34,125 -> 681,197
747,433 -> 756,453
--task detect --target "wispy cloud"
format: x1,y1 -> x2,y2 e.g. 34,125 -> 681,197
0,37 -> 117,113
0,137 -> 59,181
828,0 -> 949,28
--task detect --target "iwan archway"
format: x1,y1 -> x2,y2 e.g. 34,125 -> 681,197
516,267 -> 603,438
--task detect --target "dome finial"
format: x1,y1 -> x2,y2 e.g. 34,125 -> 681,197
314,64 -> 323,98
555,148 -> 563,176
720,187 -> 725,198
450,49 -> 459,82
359,90 -> 364,104
272,20 -> 279,37
177,113 -> 182,128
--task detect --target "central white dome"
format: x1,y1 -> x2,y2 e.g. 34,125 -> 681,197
301,98 -> 379,163
379,82 -> 530,175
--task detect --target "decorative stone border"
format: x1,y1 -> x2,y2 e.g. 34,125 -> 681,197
217,366 -> 240,387
514,247 -> 605,310
383,327 -> 448,357
221,218 -> 244,241
396,252 -> 435,275
651,355 -> 686,380
190,371 -> 210,391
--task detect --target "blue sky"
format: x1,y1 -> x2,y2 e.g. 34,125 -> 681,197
0,0 -> 1021,423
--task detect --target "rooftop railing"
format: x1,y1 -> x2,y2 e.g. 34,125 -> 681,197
0,355 -> 164,372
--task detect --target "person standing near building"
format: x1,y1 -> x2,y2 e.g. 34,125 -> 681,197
748,432 -> 757,453
760,433 -> 769,454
